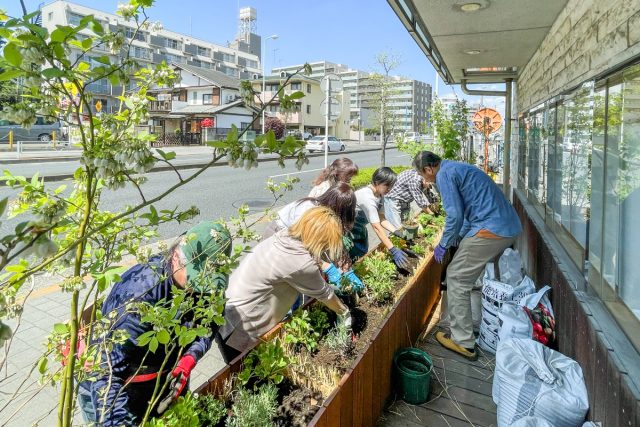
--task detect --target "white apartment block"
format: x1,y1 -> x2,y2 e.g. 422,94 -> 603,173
272,60 -> 432,133
39,1 -> 262,113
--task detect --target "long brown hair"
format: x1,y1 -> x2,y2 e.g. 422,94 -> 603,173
299,182 -> 356,232
312,157 -> 358,186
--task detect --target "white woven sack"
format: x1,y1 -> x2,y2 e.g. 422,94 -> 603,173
493,338 -> 589,427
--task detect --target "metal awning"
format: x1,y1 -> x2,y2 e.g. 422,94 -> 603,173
387,0 -> 569,84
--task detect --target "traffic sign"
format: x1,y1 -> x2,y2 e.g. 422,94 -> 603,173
320,97 -> 341,120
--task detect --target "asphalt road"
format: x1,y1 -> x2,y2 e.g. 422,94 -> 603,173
1,147 -> 408,239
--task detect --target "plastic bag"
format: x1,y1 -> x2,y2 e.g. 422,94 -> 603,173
479,271 -> 536,353
499,248 -> 523,286
510,416 -> 555,427
521,285 -> 556,346
493,338 -> 589,427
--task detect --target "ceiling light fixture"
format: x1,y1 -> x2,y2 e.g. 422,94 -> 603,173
460,2 -> 482,12
464,49 -> 482,55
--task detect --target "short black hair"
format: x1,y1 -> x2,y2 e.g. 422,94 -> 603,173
413,151 -> 442,171
371,167 -> 397,187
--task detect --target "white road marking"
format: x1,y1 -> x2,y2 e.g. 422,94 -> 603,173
269,167 -> 324,178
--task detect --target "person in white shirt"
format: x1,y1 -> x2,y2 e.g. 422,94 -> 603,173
351,167 -> 417,271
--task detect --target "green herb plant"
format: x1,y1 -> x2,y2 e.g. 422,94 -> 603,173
361,252 -> 397,304
409,244 -> 426,256
198,394 -> 227,427
324,321 -> 355,358
307,306 -> 330,336
145,393 -> 200,427
226,384 -> 278,427
283,309 -> 320,352
238,338 -> 289,387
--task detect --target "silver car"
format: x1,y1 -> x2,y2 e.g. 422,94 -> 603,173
0,117 -> 62,142
305,135 -> 345,153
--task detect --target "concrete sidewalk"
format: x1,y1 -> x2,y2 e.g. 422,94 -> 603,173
0,212 -> 383,426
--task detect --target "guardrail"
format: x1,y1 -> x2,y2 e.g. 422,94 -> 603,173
11,140 -> 80,159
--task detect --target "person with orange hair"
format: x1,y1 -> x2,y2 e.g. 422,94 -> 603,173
218,206 -> 352,361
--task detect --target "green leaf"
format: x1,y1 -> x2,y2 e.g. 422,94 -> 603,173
288,90 -> 305,100
3,43 -> 22,67
38,357 -> 48,375
50,26 -> 73,43
148,337 -> 158,353
137,330 -> 154,346
0,198 -> 7,217
93,55 -> 111,65
88,20 -> 104,35
156,149 -> 176,161
77,62 -> 90,72
206,141 -> 229,149
81,37 -> 93,50
157,329 -> 170,345
53,323 -> 67,334
41,68 -> 65,79
0,69 -> 22,81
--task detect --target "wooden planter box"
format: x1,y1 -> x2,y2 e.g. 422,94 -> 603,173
197,252 -> 444,427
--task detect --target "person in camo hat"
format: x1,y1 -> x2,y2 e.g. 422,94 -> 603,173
77,221 -> 232,426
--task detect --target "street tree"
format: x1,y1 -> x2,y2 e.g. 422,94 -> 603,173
430,97 -> 470,160
0,2 -> 309,425
367,51 -> 401,166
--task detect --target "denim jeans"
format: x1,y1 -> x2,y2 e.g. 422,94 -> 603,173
77,381 -> 97,424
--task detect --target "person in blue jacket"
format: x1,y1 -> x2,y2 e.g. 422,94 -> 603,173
413,151 -> 522,361
77,221 -> 232,426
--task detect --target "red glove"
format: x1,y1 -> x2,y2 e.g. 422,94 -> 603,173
171,354 -> 196,397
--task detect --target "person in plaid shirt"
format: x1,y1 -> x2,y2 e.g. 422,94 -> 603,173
383,167 -> 438,228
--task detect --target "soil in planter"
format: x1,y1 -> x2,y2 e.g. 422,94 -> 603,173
275,386 -> 323,427
306,245 -> 424,374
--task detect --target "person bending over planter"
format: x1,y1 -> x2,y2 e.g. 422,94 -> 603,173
218,206 -> 353,362
308,157 -> 359,197
383,163 -> 439,230
350,167 -> 417,271
414,151 -> 522,361
263,182 -> 361,289
78,221 -> 232,426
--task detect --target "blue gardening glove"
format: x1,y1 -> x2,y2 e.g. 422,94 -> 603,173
343,269 -> 363,292
323,263 -> 342,286
434,244 -> 446,263
390,247 -> 410,270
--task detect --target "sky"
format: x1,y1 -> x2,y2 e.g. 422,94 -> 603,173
5,0 -> 505,115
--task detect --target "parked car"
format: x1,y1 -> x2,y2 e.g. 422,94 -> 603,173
404,131 -> 424,143
301,131 -> 313,140
0,117 -> 62,142
286,130 -> 314,140
306,135 -> 345,153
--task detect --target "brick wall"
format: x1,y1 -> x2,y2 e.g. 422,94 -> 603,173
517,0 -> 640,111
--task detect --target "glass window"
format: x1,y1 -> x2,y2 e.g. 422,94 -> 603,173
68,12 -> 84,26
517,115 -> 528,190
197,46 -> 208,56
203,94 -> 212,104
166,38 -> 181,50
559,82 -> 593,249
306,105 -> 311,114
129,46 -> 150,60
191,92 -> 197,102
124,27 -> 146,42
307,84 -> 311,94
291,82 -> 301,91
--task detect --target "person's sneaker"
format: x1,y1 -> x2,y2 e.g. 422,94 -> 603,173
435,331 -> 478,361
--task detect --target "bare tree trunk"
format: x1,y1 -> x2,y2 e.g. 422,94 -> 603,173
380,137 -> 386,166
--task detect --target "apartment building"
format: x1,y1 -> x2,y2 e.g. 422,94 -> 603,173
250,73 -> 351,139
272,60 -> 432,133
39,0 -> 262,113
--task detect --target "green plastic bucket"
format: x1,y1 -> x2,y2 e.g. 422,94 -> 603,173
393,347 -> 433,405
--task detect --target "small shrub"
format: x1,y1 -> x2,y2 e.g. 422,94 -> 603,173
410,244 -> 426,256
284,310 -> 320,352
324,321 -> 355,357
226,384 -> 278,427
307,306 -> 330,335
361,252 -> 396,304
146,393 -> 200,427
265,117 -> 285,139
238,338 -> 289,387
350,166 -> 409,189
199,394 -> 227,426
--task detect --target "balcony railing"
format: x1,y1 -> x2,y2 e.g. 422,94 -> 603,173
149,100 -> 188,113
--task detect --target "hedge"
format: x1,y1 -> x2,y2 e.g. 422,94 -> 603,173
351,166 -> 410,189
